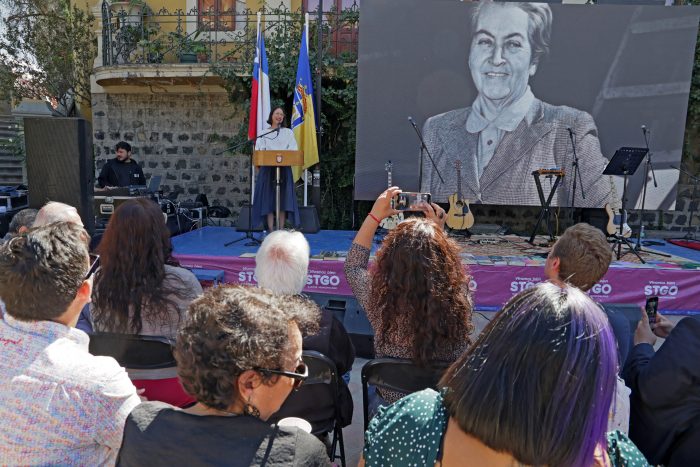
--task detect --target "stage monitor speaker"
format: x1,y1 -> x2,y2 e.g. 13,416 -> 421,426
235,203 -> 264,232
24,117 -> 94,233
298,205 -> 320,233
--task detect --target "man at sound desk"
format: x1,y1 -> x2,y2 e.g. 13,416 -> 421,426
96,141 -> 145,190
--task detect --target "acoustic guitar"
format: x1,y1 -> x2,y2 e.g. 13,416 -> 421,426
446,160 -> 475,230
605,178 -> 632,237
379,160 -> 403,230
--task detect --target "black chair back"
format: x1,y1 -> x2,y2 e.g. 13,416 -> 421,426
88,332 -> 176,369
270,350 -> 346,467
361,358 -> 450,430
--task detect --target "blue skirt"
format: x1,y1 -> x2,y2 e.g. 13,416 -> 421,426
252,166 -> 300,227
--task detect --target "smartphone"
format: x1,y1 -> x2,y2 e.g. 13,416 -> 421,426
393,192 -> 431,211
645,296 -> 658,324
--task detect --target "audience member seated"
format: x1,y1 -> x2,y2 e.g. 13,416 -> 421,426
91,198 -> 202,406
255,230 -> 355,432
34,201 -> 84,227
31,201 -> 92,330
0,222 -> 140,464
544,222 -> 631,432
625,309 -> 699,466
117,286 -> 331,467
361,283 -> 649,467
344,187 -> 474,407
1,207 -> 37,243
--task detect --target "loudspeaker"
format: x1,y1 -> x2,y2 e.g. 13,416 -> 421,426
298,205 -> 320,233
235,203 -> 264,232
24,118 -> 94,233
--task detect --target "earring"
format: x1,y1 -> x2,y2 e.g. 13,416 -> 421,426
243,396 -> 260,418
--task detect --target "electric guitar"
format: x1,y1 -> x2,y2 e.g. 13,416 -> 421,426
446,160 -> 475,230
379,160 -> 403,230
605,177 -> 632,237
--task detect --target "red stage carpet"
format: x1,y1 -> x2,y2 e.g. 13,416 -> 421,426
667,239 -> 700,251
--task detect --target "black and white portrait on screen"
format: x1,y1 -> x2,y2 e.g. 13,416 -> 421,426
420,1 -> 612,207
354,0 -> 700,210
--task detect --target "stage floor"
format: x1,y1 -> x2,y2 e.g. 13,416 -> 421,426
172,227 -> 700,315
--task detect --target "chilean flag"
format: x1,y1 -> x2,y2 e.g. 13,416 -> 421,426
248,14 -> 271,141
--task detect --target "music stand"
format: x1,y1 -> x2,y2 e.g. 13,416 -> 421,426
603,147 -> 647,263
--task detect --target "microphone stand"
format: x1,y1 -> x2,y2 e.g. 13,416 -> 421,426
634,126 -> 658,251
408,116 -> 445,189
631,126 -> 670,258
218,127 -> 282,247
567,127 -> 585,225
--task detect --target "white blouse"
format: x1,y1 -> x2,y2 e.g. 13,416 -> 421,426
254,127 -> 298,151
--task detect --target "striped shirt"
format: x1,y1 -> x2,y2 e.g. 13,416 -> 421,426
0,313 -> 140,466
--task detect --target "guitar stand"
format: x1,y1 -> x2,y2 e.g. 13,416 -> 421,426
610,233 -> 644,262
528,170 -> 564,244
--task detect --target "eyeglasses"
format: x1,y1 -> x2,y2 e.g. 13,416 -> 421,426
255,362 -> 308,389
84,254 -> 100,280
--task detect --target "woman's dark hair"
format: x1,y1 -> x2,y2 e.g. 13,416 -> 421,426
175,286 -> 319,410
266,106 -> 285,126
370,218 -> 473,366
92,198 -> 189,334
440,283 -> 617,467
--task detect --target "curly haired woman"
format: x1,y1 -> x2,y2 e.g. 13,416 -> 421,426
344,187 -> 474,406
117,286 -> 330,467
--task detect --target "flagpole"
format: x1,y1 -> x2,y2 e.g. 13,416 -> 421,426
303,13 -> 309,207
251,12 -> 262,203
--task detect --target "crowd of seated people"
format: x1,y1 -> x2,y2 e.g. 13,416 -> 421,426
0,193 -> 699,466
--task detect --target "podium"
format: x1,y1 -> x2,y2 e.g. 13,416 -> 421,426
253,150 -> 303,231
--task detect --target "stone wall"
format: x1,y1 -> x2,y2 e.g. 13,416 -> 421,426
91,92 -> 249,212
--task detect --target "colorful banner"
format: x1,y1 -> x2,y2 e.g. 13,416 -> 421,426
174,254 -> 700,315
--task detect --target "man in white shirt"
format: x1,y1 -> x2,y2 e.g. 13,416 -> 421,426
0,222 -> 140,465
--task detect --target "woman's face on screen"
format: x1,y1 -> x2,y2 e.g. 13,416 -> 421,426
468,5 -> 536,103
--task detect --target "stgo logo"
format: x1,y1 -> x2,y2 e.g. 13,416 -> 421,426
590,282 -> 612,295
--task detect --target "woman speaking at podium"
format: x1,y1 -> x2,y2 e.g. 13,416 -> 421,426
252,106 -> 300,232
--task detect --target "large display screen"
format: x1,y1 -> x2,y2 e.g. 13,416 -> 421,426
355,1 -> 699,209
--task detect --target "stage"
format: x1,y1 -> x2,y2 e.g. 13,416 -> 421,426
172,226 -> 700,315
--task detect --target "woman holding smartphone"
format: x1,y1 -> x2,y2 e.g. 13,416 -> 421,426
344,187 -> 474,411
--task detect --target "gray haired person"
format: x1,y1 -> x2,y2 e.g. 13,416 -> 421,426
421,0 -> 612,208
255,230 -> 356,433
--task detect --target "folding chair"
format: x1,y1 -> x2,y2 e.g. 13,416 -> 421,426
361,358 -> 450,430
88,332 -> 194,407
270,350 -> 347,467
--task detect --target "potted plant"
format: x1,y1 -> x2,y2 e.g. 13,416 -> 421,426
169,30 -> 207,64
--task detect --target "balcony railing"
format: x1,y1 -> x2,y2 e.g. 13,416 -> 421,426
100,1 -> 359,72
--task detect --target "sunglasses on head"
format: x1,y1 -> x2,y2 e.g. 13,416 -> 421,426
255,362 -> 308,389
84,254 -> 100,280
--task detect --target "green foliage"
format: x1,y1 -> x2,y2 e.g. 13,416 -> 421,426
0,0 -> 97,115
213,5 -> 359,229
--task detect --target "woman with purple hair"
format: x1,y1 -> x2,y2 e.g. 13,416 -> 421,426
361,283 -> 649,467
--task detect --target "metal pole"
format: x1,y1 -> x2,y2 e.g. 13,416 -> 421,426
312,0 -> 323,211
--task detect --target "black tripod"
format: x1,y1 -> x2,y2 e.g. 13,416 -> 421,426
603,148 -> 648,263
567,128 -> 585,225
631,126 -> 671,258
218,127 -> 282,247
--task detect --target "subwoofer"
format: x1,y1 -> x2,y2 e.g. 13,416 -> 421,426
24,118 -> 94,233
